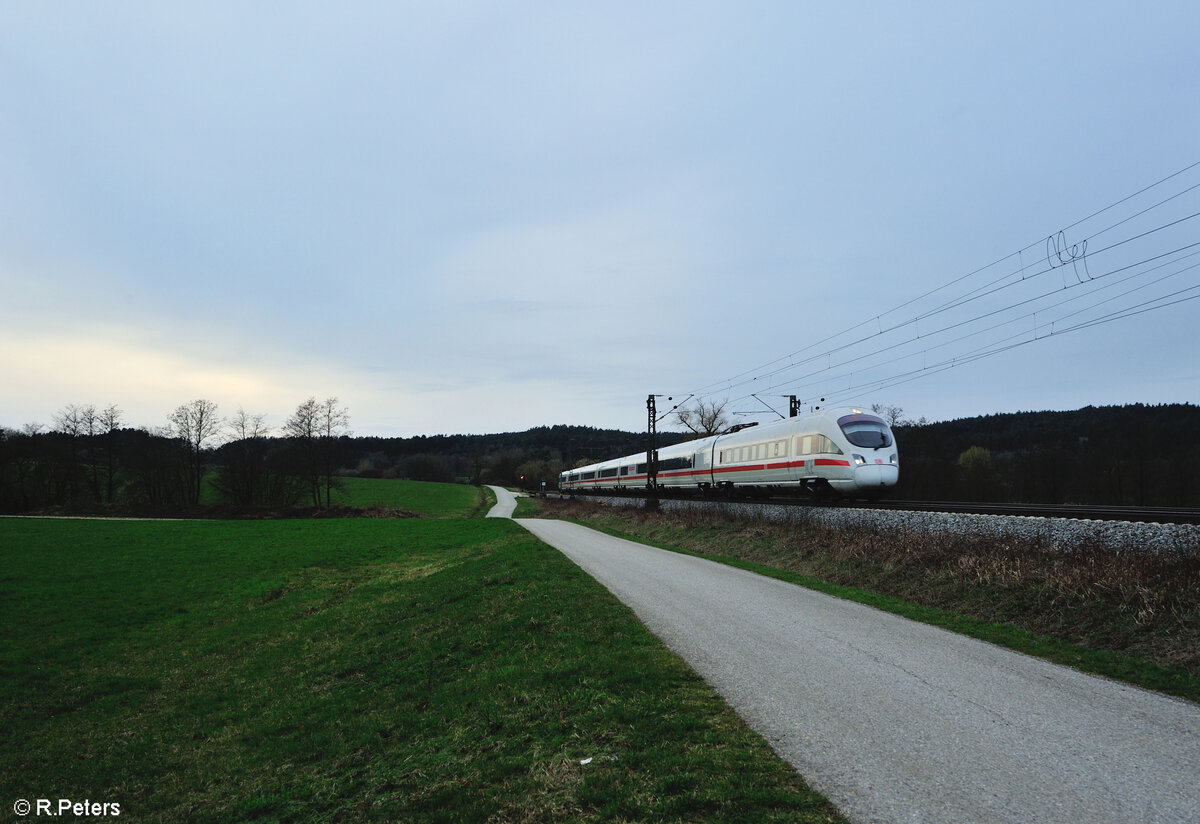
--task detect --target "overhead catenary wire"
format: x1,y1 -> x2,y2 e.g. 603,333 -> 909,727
681,161 -> 1200,418
717,236 -> 1200,408
687,161 -> 1200,401
740,251 -> 1200,411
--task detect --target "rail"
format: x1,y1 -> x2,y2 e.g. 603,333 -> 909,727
557,491 -> 1200,526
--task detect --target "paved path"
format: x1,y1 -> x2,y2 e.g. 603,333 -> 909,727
485,485 -> 520,519
515,517 -> 1200,824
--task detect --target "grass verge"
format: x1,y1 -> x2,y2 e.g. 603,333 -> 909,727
513,493 -> 543,519
336,478 -> 488,518
1,517 -> 843,823
541,498 -> 1200,704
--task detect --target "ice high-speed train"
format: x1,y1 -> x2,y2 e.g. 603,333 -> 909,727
559,407 -> 898,499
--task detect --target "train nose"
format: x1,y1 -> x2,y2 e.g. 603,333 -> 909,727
853,462 -> 898,491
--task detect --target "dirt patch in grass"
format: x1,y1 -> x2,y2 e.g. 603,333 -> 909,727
543,499 -> 1200,679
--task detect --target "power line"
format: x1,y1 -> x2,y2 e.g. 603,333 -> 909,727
684,161 -> 1200,414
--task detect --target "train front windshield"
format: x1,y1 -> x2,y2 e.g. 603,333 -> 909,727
838,414 -> 893,448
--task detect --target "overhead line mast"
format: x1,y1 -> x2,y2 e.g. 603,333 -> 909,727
646,394 -> 660,511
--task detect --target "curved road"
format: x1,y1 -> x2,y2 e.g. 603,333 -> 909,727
485,490 -> 1200,823
485,485 -> 519,519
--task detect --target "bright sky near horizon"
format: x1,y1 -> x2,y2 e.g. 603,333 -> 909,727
3,2 -> 1198,438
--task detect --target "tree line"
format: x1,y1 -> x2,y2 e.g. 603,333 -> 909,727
0,398 -> 693,512
892,403 -> 1200,507
348,425 -> 693,490
0,397 -> 351,513
6,399 -> 1193,512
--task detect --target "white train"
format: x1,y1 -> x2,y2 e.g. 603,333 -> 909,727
559,407 -> 898,499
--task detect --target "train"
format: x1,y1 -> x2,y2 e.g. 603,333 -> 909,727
559,406 -> 898,499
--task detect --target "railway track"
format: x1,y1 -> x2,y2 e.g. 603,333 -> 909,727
557,492 -> 1200,526
850,500 -> 1200,525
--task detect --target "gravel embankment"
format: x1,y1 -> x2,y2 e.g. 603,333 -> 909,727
587,495 -> 1200,554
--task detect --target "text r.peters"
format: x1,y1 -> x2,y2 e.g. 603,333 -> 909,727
16,799 -> 121,817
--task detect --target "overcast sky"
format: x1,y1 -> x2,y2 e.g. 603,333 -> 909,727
3,2 -> 1198,438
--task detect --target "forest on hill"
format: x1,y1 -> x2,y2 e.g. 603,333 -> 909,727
892,403 -> 1200,506
2,403 -> 1197,512
367,403 -> 1200,507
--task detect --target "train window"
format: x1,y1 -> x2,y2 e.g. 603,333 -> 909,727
838,414 -> 893,448
801,435 -> 812,455
771,440 -> 785,458
600,468 -> 618,478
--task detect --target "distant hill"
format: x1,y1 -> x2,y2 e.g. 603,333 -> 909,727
335,404 -> 1200,505
345,403 -> 1200,506
346,425 -> 694,487
893,403 -> 1200,506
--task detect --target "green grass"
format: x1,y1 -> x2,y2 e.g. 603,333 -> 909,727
335,478 -> 488,518
513,493 -> 542,518
0,517 -> 842,823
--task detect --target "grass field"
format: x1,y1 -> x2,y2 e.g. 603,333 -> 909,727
335,478 -> 489,518
0,512 -> 842,823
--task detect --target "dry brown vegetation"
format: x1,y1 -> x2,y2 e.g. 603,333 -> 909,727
541,498 -> 1200,678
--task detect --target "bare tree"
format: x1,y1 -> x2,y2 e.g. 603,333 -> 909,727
53,403 -> 93,502
52,405 -> 81,500
228,408 -> 269,441
100,404 -> 123,503
80,404 -> 102,502
870,403 -> 927,428
674,398 -> 731,437
52,404 -> 84,437
284,397 -> 320,505
317,397 -> 350,506
318,397 -> 351,442
871,404 -> 905,427
285,397 -> 350,507
216,408 -> 271,506
169,399 -> 221,504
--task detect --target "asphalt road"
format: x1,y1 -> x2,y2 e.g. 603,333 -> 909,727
485,485 -> 519,518
514,515 -> 1200,824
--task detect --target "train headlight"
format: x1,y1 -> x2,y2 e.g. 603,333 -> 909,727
852,454 -> 866,466
890,453 -> 898,465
